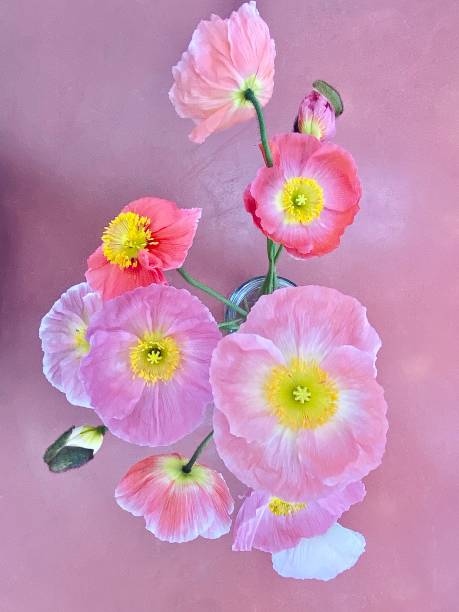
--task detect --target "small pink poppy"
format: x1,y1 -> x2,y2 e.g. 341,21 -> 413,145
39,283 -> 102,407
169,1 -> 275,143
296,90 -> 336,140
86,197 -> 201,300
115,453 -> 234,543
80,284 -> 221,446
211,285 -> 387,501
233,481 -> 365,553
244,133 -> 361,258
272,523 -> 366,581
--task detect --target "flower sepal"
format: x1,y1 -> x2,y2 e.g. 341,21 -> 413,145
43,425 -> 107,473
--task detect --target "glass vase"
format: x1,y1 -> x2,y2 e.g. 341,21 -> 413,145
224,275 -> 296,327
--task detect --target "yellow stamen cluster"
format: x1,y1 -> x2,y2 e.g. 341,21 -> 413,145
265,358 -> 338,430
268,497 -> 306,516
130,331 -> 180,384
74,327 -> 90,356
102,211 -> 157,269
280,177 -> 324,224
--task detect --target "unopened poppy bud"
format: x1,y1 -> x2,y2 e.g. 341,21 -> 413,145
295,91 -> 336,140
43,425 -> 107,473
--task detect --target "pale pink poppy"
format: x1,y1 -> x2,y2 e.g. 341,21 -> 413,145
233,481 -> 365,553
169,1 -> 275,143
115,453 -> 234,543
211,285 -> 387,501
296,90 -> 336,140
86,198 -> 201,300
80,284 -> 220,446
272,523 -> 366,581
244,133 -> 361,258
39,283 -> 102,407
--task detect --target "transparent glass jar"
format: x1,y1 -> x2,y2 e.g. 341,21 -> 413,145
224,275 -> 296,328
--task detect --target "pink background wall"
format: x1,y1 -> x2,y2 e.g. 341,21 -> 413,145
1,1 -> 458,610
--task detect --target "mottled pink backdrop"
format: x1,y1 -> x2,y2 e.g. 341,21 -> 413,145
1,0 -> 458,610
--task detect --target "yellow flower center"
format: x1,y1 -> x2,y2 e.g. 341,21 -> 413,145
233,75 -> 263,107
268,497 -> 307,516
280,177 -> 324,224
102,211 -> 157,269
265,358 -> 338,430
161,455 -> 208,486
130,331 -> 180,384
74,327 -> 90,356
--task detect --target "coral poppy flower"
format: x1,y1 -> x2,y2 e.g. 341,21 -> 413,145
39,283 -> 102,407
80,284 -> 221,446
86,197 -> 201,300
115,453 -> 234,543
272,523 -> 366,581
169,1 -> 275,143
244,133 -> 361,258
211,285 -> 387,501
295,90 -> 336,140
233,481 -> 365,553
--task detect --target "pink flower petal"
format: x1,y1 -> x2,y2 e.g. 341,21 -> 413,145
39,283 -> 102,408
169,2 -> 275,143
115,454 -> 233,543
210,333 -> 285,441
81,284 -> 220,447
233,482 -> 365,553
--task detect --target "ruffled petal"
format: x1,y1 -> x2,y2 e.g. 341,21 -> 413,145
210,332 -> 285,441
39,283 -> 102,408
272,523 -> 366,580
115,454 -> 233,543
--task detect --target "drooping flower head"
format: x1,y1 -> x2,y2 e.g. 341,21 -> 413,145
43,425 -> 107,473
272,523 -> 366,581
115,453 -> 234,543
39,283 -> 102,407
169,1 -> 275,143
233,481 -> 365,553
244,133 -> 361,258
211,285 -> 387,501
86,198 -> 201,300
295,90 -> 336,140
80,284 -> 221,446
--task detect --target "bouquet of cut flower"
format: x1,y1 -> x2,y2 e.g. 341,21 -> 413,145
40,2 -> 387,581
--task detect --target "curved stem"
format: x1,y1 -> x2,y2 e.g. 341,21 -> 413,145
182,431 -> 214,473
244,89 -> 280,293
244,88 -> 273,168
177,268 -> 247,318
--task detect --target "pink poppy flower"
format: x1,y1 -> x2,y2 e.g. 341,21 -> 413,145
244,133 -> 361,258
86,197 -> 201,300
39,283 -> 102,407
211,285 -> 388,501
115,453 -> 234,543
80,284 -> 221,446
296,90 -> 336,140
272,523 -> 366,581
233,481 -> 365,553
169,1 -> 275,144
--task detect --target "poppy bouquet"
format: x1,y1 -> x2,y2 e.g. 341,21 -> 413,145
40,2 -> 387,581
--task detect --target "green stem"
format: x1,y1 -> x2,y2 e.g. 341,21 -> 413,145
273,245 -> 283,264
244,89 -> 279,292
182,431 -> 214,474
261,238 -> 278,294
218,318 -> 244,330
244,88 -> 273,168
177,268 -> 247,318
